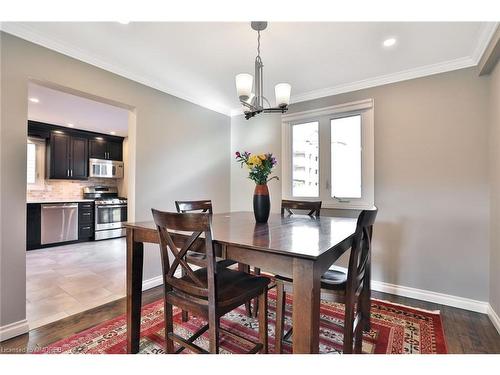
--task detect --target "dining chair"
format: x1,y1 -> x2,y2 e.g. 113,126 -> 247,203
274,208 -> 378,354
248,199 -> 323,319
281,199 -> 322,217
152,209 -> 270,354
174,199 -> 236,321
175,199 -> 213,214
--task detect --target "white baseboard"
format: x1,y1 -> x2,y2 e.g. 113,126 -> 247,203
142,275 -> 163,291
371,280 -> 489,314
0,319 -> 29,342
487,304 -> 500,335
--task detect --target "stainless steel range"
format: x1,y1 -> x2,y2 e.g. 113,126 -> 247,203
83,186 -> 127,240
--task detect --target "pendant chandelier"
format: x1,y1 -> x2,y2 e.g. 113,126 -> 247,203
235,22 -> 292,120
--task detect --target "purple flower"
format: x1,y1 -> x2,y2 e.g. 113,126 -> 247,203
235,151 -> 241,158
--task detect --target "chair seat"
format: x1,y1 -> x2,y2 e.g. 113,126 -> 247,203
275,265 -> 348,291
320,265 -> 348,290
172,265 -> 271,310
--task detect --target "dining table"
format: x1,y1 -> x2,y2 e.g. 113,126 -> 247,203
124,211 -> 358,354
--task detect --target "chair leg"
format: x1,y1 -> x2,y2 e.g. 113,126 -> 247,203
274,281 -> 286,354
164,300 -> 175,353
252,267 -> 261,318
258,289 -> 268,353
361,266 -> 371,331
238,263 -> 253,317
343,300 -> 355,354
181,268 -> 189,322
354,319 -> 363,354
208,310 -> 220,354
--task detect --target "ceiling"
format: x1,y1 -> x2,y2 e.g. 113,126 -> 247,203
28,82 -> 129,136
4,22 -> 498,116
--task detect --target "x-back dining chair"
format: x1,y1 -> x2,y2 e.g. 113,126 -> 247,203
274,208 -> 378,354
174,199 -> 236,321
281,199 -> 322,217
152,209 -> 270,354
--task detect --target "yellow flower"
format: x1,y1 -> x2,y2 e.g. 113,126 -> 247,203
258,154 -> 266,160
247,155 -> 262,167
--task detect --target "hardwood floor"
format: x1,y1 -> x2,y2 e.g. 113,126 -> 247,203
1,287 -> 499,354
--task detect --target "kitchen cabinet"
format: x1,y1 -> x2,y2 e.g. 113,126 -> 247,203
27,203 -> 41,250
47,131 -> 88,180
78,202 -> 94,241
89,138 -> 123,161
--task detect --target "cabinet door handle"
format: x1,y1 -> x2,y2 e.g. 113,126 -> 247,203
70,169 -> 73,177
82,226 -> 91,230
82,212 -> 91,216
67,169 -> 70,177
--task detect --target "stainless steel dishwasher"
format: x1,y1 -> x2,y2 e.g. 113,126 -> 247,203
41,203 -> 79,245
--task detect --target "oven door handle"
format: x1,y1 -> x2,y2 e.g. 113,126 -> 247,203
96,204 -> 127,209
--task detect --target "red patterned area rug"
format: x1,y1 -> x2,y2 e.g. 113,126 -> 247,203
36,291 -> 447,354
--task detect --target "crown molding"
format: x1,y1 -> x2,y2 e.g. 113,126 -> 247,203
0,23 -> 233,117
2,22 -> 497,119
471,22 -> 499,64
230,56 -> 476,116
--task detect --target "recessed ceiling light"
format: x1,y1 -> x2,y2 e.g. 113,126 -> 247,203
67,123 -> 75,128
383,38 -> 397,48
95,137 -> 104,141
110,131 -> 116,135
118,21 -> 130,25
29,97 -> 39,103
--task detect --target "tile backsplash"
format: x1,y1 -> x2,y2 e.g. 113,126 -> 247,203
27,178 -> 119,201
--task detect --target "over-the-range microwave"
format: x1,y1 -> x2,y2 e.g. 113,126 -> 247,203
89,158 -> 124,179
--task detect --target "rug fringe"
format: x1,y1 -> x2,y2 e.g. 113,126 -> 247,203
372,298 -> 441,314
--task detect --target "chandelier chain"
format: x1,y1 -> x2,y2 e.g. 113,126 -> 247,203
257,30 -> 261,58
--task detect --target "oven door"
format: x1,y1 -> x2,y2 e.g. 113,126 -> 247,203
95,204 -> 128,230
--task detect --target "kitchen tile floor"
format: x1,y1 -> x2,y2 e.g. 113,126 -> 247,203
26,238 -> 126,329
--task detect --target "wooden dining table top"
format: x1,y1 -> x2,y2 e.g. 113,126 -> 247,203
125,211 -> 358,260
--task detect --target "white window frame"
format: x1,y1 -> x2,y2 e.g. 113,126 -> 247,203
27,137 -> 46,190
282,99 -> 374,210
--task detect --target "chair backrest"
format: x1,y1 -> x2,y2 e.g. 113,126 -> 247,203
346,208 -> 378,297
281,199 -> 322,217
151,209 -> 216,299
175,200 -> 213,214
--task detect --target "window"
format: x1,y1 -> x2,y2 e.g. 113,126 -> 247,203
282,99 -> 374,209
27,137 -> 45,188
292,122 -> 319,197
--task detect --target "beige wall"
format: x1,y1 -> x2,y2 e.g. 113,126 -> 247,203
231,67 -> 491,301
230,114 -> 283,212
489,61 -> 500,315
0,33 -> 231,330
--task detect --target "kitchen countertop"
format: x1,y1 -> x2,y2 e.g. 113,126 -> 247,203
27,199 -> 95,204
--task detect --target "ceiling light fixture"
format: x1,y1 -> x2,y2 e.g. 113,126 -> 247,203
235,22 -> 291,120
110,131 -> 116,135
383,38 -> 397,48
29,97 -> 39,103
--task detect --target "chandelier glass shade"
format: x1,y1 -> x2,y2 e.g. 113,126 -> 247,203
235,22 -> 291,120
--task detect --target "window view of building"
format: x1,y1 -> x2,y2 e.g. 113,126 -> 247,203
292,121 -> 319,197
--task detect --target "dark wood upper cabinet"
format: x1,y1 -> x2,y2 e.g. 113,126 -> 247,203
47,131 -> 88,180
89,138 -> 123,161
48,132 -> 71,179
107,140 -> 123,161
71,136 -> 89,179
29,121 -> 124,179
89,138 -> 107,159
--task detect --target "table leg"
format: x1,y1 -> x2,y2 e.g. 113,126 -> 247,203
292,258 -> 321,354
126,228 -> 144,354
